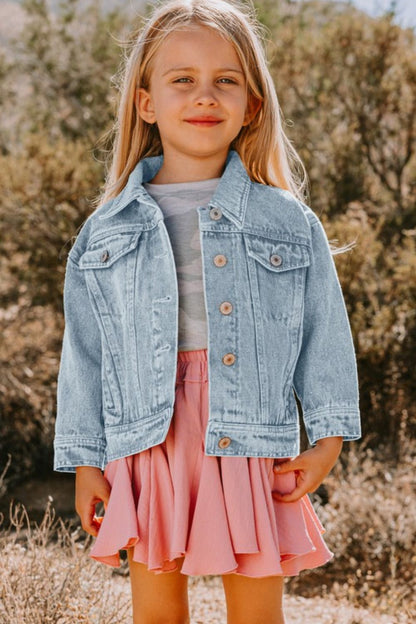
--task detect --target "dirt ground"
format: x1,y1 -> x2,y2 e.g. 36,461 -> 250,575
110,572 -> 404,624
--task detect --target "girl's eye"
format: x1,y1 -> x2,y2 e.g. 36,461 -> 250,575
172,77 -> 238,85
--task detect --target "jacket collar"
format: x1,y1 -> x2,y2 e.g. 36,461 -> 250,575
98,150 -> 251,228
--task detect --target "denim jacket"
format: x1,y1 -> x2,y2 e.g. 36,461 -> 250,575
54,150 -> 361,473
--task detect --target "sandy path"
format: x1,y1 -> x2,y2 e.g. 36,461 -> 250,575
112,573 -> 402,623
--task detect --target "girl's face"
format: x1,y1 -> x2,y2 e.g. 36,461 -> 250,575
137,24 -> 258,174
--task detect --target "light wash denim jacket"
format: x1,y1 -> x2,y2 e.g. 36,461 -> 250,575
54,150 -> 361,473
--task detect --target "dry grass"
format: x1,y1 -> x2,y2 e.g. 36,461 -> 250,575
307,441 -> 416,620
0,499 -> 408,624
1,441 -> 415,624
0,501 -> 131,623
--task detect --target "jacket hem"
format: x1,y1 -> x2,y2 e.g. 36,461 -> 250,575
303,404 -> 361,446
53,436 -> 106,473
204,419 -> 301,458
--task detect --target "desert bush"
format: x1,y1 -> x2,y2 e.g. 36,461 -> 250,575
12,0 -> 128,143
0,133 -> 103,485
0,50 -> 16,153
0,500 -> 131,623
0,132 -> 103,309
323,208 -> 416,445
288,439 -> 416,620
264,1 -> 416,225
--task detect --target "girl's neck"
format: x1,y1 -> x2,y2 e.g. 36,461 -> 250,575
149,151 -> 228,184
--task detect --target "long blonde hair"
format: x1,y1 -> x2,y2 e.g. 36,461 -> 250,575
97,0 -> 309,206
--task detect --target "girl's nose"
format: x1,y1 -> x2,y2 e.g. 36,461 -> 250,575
194,87 -> 218,106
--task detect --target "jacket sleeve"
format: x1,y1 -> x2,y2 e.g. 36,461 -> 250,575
54,254 -> 106,473
292,216 -> 361,445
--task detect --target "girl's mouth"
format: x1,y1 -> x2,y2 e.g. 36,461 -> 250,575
185,117 -> 223,127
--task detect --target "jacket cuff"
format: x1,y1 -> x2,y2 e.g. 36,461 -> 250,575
53,436 -> 106,473
303,404 -> 361,446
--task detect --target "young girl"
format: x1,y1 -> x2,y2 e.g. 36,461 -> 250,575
54,0 -> 361,622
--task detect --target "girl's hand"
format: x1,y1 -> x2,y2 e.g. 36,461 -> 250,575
272,436 -> 343,503
75,466 -> 111,537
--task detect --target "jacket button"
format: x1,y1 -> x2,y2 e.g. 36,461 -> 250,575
101,250 -> 110,262
270,253 -> 282,267
209,207 -> 222,220
214,254 -> 227,267
218,436 -> 231,449
222,353 -> 236,365
219,301 -> 233,315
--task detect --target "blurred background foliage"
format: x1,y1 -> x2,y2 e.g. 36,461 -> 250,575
0,0 -> 415,614
0,0 -> 415,483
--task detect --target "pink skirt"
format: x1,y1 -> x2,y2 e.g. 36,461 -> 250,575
89,348 -> 333,577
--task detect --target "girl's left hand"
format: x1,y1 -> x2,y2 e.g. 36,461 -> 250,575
272,436 -> 343,502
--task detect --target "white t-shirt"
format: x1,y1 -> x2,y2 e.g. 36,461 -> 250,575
144,177 -> 221,352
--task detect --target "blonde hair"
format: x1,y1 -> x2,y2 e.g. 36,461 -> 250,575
97,0 -> 309,206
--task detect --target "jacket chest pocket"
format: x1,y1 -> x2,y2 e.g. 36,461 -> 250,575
79,231 -> 142,268
244,235 -> 311,326
79,230 -> 142,316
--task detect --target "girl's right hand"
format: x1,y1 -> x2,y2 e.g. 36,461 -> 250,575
75,466 -> 112,537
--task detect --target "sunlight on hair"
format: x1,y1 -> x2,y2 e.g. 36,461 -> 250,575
328,238 -> 358,255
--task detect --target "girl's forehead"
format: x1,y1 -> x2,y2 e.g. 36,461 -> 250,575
161,22 -> 225,41
151,25 -> 243,69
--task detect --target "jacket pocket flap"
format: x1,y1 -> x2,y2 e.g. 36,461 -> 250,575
245,236 -> 311,272
79,231 -> 142,269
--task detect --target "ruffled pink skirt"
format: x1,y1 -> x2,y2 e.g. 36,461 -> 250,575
89,348 -> 333,577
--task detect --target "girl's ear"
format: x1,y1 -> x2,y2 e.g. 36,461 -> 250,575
242,95 -> 262,126
135,88 -> 157,124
